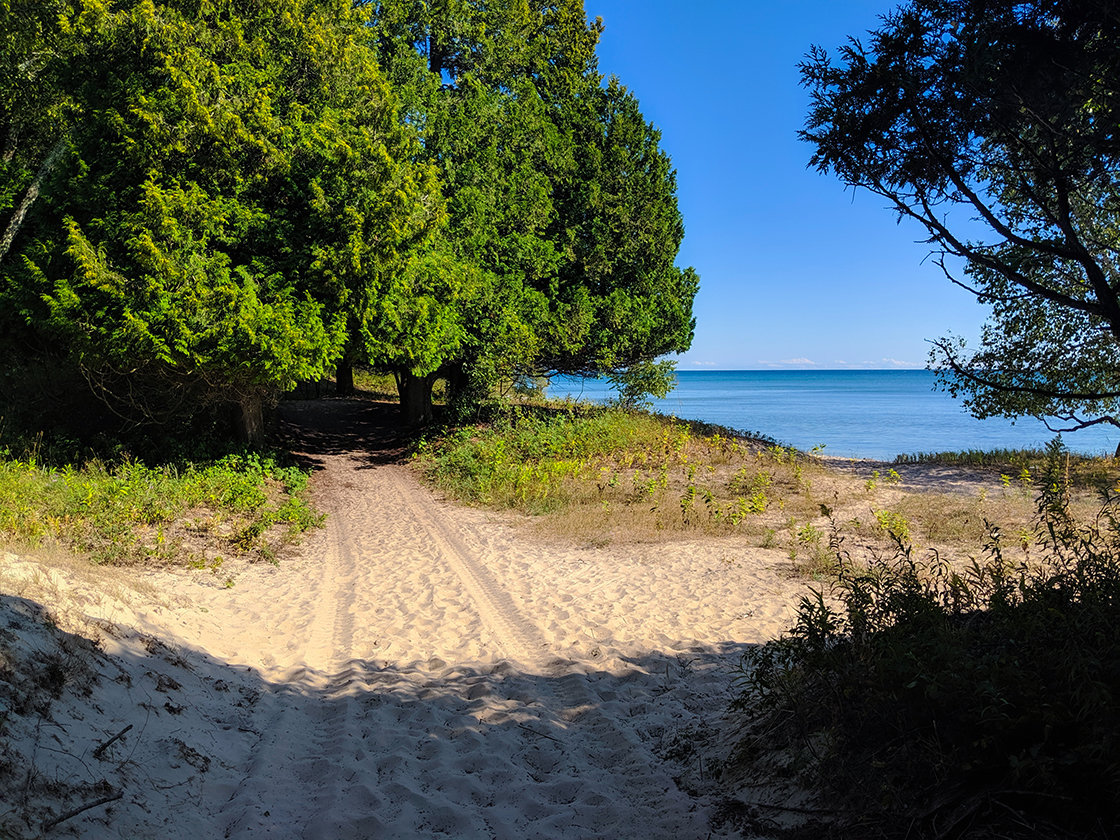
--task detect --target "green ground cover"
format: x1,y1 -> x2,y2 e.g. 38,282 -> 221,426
0,444 -> 321,568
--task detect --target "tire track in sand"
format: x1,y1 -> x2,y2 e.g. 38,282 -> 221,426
295,459 -> 362,839
380,464 -> 703,832
225,401 -> 706,837
383,464 -> 546,665
221,456 -> 362,839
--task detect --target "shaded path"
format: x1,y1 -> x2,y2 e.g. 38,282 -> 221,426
212,398 -> 727,837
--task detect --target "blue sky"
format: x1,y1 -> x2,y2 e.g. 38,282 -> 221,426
583,0 -> 988,370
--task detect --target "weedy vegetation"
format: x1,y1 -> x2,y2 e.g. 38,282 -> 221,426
0,431 -> 322,568
730,438 -> 1120,839
412,406 -> 1094,579
414,405 -> 844,545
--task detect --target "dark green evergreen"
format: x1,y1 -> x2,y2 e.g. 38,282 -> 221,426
369,0 -> 698,423
800,0 -> 1120,450
0,0 -> 441,443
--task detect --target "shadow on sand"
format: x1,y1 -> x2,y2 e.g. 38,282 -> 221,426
0,590 -> 768,839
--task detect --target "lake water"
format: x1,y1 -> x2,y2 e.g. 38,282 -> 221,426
547,370 -> 1120,461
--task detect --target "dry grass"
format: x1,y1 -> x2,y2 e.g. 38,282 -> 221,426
536,456 -> 1060,577
0,544 -> 175,631
419,408 -> 1113,578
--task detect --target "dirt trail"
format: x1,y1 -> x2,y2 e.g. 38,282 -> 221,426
1,398 -> 806,838
211,399 -> 715,837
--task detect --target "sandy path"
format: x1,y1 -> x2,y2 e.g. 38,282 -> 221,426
1,399 -> 805,838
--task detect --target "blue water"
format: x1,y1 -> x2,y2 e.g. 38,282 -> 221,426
548,370 -> 1120,461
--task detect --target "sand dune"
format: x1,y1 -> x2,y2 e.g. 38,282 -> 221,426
0,399 -> 807,838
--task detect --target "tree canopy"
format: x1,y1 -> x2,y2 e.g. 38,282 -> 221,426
800,0 -> 1120,445
1,0 -> 441,442
369,0 -> 698,423
0,0 -> 696,439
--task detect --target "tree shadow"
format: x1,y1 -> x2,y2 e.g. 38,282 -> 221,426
276,397 -> 419,470
0,590 -> 770,838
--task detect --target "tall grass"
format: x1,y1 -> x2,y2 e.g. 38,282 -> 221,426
893,446 -> 1049,467
415,406 -> 860,553
894,444 -> 1119,488
416,408 -> 682,511
0,451 -> 321,566
733,439 -> 1120,838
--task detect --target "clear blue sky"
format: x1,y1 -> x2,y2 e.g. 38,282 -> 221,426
584,0 -> 987,370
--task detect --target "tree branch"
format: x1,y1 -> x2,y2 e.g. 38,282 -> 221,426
42,790 -> 123,832
896,192 -> 1104,318
0,137 -> 66,265
1041,414 -> 1120,434
933,339 -> 1120,401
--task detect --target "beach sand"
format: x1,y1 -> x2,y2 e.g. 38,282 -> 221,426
0,399 -> 811,838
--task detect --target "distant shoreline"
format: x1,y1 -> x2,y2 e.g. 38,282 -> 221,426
548,370 -> 1119,460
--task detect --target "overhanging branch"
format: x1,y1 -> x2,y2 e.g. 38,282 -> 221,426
932,338 -> 1120,401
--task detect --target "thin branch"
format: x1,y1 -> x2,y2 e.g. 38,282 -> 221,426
932,340 -> 1120,401
911,108 -> 1080,262
0,137 -> 66,265
2,123 -> 18,164
41,790 -> 123,832
93,724 -> 133,759
905,194 -> 1103,318
1040,414 -> 1120,434
750,801 -> 842,816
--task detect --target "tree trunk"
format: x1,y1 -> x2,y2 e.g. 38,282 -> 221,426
234,393 -> 266,446
444,361 -> 468,406
394,369 -> 437,426
336,360 -> 355,396
0,137 -> 66,265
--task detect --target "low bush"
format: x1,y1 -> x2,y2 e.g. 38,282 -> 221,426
734,439 -> 1120,838
414,408 -> 671,511
0,450 -> 321,566
894,441 -> 1119,489
413,406 -> 790,527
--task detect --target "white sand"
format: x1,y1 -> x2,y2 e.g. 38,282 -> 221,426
0,401 -> 809,838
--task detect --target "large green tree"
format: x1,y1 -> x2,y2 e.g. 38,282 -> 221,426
0,0 -> 91,274
1,0 -> 440,442
369,0 -> 698,423
800,0 -> 1120,449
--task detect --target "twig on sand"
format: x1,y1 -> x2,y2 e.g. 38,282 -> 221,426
93,724 -> 133,759
517,724 -> 563,745
750,801 -> 841,816
42,790 -> 123,832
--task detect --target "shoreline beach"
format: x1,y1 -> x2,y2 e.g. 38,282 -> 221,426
0,399 -> 815,838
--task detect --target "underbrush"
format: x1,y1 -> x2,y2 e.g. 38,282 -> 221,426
733,439 -> 1120,838
413,408 -> 1054,569
0,450 -> 322,567
895,443 -> 1119,488
413,407 -> 831,538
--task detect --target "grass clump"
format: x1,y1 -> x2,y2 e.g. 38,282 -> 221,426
894,441 -> 1119,489
733,439 -> 1120,838
415,408 -> 673,512
414,406 -> 817,542
0,450 -> 321,566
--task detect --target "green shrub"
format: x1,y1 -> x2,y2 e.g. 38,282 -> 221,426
872,509 -> 911,543
0,451 -> 321,565
414,408 -> 672,510
734,439 -> 1120,839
